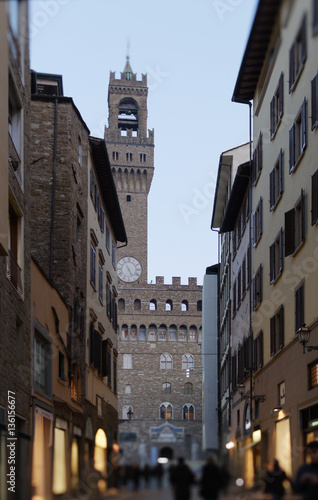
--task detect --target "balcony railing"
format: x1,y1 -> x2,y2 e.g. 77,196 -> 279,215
6,250 -> 23,295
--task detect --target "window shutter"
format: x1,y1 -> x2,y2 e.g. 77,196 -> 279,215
289,44 -> 295,92
90,169 -> 94,198
270,316 -> 276,356
270,97 -> 274,138
270,169 -> 275,210
279,149 -> 283,194
252,153 -> 256,184
301,98 -> 307,153
259,265 -> 263,302
311,74 -> 318,130
285,208 -> 295,256
253,338 -> 257,372
258,133 -> 263,172
259,198 -> 263,236
279,73 -> 284,119
301,188 -> 305,243
295,284 -> 304,331
289,124 -> 295,172
270,242 -> 275,283
260,330 -> 264,366
89,322 -> 94,365
312,170 -> 318,225
279,305 -> 284,349
301,14 -> 307,66
94,330 -> 102,373
102,340 -> 108,377
279,228 -> 284,273
253,211 -> 256,246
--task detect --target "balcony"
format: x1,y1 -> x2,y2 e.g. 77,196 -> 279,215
6,250 -> 23,295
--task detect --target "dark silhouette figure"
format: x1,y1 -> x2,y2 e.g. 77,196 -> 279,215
264,459 -> 288,500
294,441 -> 318,500
130,463 -> 140,491
154,462 -> 164,488
170,457 -> 194,500
199,457 -> 222,500
142,464 -> 151,488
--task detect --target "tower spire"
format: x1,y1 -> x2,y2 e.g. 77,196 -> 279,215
123,39 -> 133,79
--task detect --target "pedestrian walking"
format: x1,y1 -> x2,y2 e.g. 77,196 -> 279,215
264,459 -> 288,500
294,441 -> 318,500
170,457 -> 195,500
199,457 -> 222,500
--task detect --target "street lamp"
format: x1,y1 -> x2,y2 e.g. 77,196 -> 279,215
296,324 -> 318,353
237,382 -> 266,403
127,407 -> 133,420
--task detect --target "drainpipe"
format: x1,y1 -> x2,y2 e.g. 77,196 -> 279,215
49,98 -> 58,281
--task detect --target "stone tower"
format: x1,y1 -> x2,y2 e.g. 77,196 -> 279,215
105,57 -> 154,284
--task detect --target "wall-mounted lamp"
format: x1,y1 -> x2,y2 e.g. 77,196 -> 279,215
237,383 -> 266,403
225,441 -> 235,450
127,408 -> 134,420
272,406 -> 282,413
297,324 -> 318,353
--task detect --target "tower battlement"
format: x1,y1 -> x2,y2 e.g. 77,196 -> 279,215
109,71 -> 147,86
152,276 -> 200,288
105,127 -> 154,144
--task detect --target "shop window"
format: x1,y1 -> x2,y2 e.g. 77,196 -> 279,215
53,425 -> 68,494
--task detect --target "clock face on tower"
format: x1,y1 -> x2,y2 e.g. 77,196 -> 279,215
117,256 -> 142,283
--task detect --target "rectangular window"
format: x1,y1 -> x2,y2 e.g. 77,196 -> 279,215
7,203 -> 23,295
254,330 -> 264,371
90,244 -> 96,287
8,89 -> 23,182
270,305 -> 284,356
112,151 -> 119,160
252,132 -> 263,185
126,152 -> 132,162
270,73 -> 284,139
269,149 -> 283,211
253,198 -> 263,246
289,98 -> 307,172
100,208 -> 105,233
107,350 -> 112,386
312,170 -> 318,225
58,352 -> 65,380
106,225 -> 110,253
252,264 -> 263,310
99,264 -> 103,303
289,14 -> 307,92
285,190 -> 305,256
269,228 -> 283,284
140,153 -> 146,162
311,72 -> 318,130
309,360 -> 318,389
113,357 -> 117,393
295,281 -> 305,332
34,333 -> 52,396
112,242 -> 116,269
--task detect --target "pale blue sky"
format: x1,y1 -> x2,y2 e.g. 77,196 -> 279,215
30,0 -> 258,285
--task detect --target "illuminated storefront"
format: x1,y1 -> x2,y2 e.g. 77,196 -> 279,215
31,408 -> 53,500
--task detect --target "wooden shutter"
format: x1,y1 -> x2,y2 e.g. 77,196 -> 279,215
253,211 -> 256,246
89,322 -> 94,365
289,44 -> 295,92
90,169 -> 94,198
253,339 -> 257,372
300,188 -> 305,243
279,305 -> 284,349
270,242 -> 275,283
311,74 -> 318,130
259,198 -> 263,236
270,316 -> 276,356
94,330 -> 102,373
260,330 -> 264,367
312,170 -> 318,225
279,228 -> 284,273
279,149 -> 283,195
279,73 -> 284,119
259,133 -> 263,172
295,284 -> 304,331
301,98 -> 307,153
259,265 -> 263,302
102,339 -> 108,377
289,124 -> 295,172
270,96 -> 275,138
285,208 -> 295,256
270,169 -> 275,210
301,14 -> 307,66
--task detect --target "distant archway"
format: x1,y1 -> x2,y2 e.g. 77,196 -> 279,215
159,446 -> 173,460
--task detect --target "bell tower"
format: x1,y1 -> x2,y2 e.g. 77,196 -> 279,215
105,57 -> 154,285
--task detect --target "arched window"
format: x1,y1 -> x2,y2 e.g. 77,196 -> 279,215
189,326 -> 197,342
139,325 -> 146,340
123,405 -> 134,419
121,325 -> 128,340
183,404 -> 195,420
160,353 -> 173,370
148,324 -> 157,341
184,382 -> 193,395
123,354 -> 132,369
162,382 -> 171,394
130,325 -> 137,340
169,325 -> 177,341
118,98 -> 138,131
158,324 -> 167,341
197,300 -> 202,312
118,298 -> 125,310
181,300 -> 188,312
160,403 -> 172,420
125,384 -> 131,394
134,299 -> 141,311
165,300 -> 173,311
179,325 -> 187,341
94,429 -> 107,476
149,299 -> 157,311
182,354 -> 194,370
